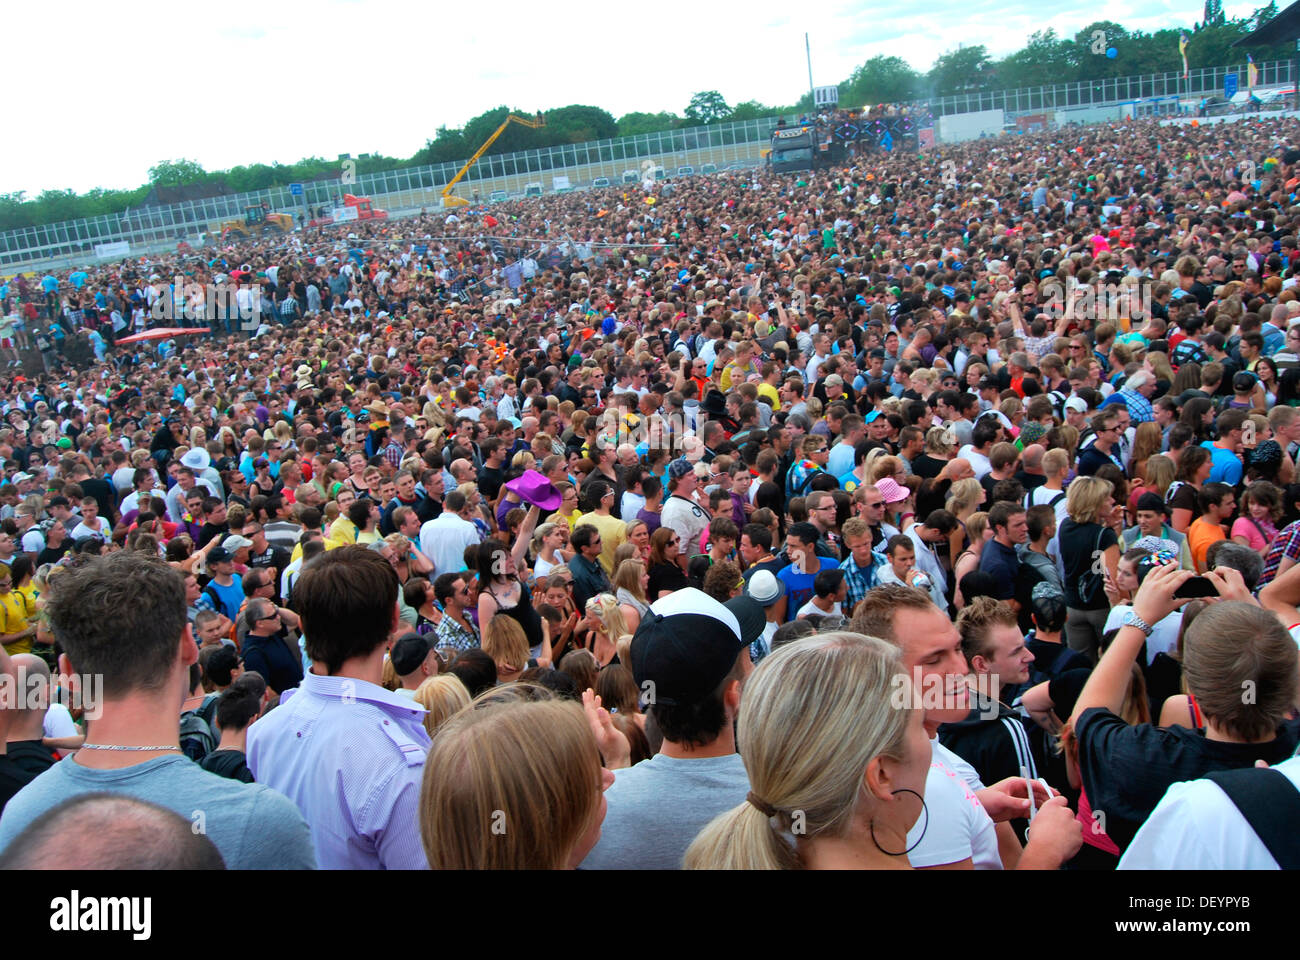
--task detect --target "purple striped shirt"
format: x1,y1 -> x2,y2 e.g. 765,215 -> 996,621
247,669 -> 431,869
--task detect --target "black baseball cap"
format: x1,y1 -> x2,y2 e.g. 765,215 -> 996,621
1135,492 -> 1169,515
207,546 -> 233,564
630,588 -> 765,708
390,633 -> 432,676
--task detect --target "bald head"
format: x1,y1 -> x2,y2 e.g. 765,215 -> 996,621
1020,444 -> 1045,474
0,793 -> 226,870
946,457 -> 974,482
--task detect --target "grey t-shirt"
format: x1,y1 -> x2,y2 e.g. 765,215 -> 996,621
0,755 -> 315,869
580,752 -> 749,870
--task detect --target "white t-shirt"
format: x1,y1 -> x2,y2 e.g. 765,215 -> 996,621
909,739 -> 1001,869
958,445 -> 993,480
1118,755 -> 1300,869
43,702 -> 80,738
795,598 -> 842,620
1103,605 -> 1182,664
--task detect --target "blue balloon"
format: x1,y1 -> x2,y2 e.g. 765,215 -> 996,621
1106,46 -> 1118,59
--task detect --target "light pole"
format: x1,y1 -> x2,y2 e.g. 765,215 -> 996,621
806,33 -> 815,114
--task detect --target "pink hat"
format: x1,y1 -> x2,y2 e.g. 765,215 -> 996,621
875,477 -> 910,505
504,469 -> 562,511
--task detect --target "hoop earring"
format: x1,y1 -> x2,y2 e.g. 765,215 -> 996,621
870,788 -> 928,857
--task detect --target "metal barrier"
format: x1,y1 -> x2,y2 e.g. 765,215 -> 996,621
3,57 -> 1295,272
925,59 -> 1294,117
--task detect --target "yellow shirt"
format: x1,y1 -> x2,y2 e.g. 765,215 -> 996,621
757,382 -> 780,411
572,510 -> 626,575
0,587 -> 35,655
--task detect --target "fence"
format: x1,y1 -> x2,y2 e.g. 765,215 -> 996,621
924,58 -> 1294,117
3,57 -> 1296,272
0,118 -> 786,272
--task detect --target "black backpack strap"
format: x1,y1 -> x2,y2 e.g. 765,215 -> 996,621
1204,767 -> 1300,869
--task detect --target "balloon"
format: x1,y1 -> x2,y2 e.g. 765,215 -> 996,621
1106,47 -> 1118,59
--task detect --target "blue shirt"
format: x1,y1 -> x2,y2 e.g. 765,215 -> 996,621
977,539 -> 1020,600
841,550 -> 887,611
1201,441 -> 1243,486
247,670 -> 431,869
777,557 -> 840,622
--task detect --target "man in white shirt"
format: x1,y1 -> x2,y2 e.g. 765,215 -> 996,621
850,585 -> 1082,870
905,511 -> 956,614
1119,757 -> 1300,869
418,490 -> 481,577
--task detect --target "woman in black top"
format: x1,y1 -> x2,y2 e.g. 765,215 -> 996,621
1058,476 -> 1120,663
646,527 -> 688,599
476,506 -> 546,660
910,426 -> 956,480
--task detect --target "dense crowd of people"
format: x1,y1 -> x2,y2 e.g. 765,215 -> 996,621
2,112 -> 1300,870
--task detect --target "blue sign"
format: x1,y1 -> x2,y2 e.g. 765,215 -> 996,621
289,182 -> 304,196
1225,73 -> 1238,99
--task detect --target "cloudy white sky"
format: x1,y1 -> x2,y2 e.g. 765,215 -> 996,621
13,0 -> 1263,197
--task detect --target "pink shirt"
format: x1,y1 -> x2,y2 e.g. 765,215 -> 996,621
1231,515 -> 1275,553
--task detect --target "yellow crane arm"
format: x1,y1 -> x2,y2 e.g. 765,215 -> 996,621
442,113 -> 545,198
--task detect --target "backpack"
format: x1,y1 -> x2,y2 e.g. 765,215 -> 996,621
1025,488 -> 1066,511
179,706 -> 217,761
1074,525 -> 1108,607
1204,767 -> 1300,869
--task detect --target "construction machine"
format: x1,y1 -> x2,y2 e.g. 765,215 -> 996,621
218,204 -> 294,239
441,112 -> 545,208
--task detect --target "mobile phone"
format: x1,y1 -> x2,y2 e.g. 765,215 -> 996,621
1173,576 -> 1219,599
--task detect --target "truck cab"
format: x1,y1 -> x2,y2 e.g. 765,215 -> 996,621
524,182 -> 543,198
769,126 -> 816,174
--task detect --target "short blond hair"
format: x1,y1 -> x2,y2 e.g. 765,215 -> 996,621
413,674 -> 471,737
1066,475 -> 1113,525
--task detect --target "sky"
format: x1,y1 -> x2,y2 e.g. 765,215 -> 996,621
11,0 -> 1266,198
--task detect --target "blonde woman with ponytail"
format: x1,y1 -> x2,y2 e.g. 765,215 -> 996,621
684,632 -> 931,870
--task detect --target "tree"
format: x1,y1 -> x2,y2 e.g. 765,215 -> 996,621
997,30 -> 1074,88
541,105 -> 617,145
928,46 -> 994,95
616,111 -> 680,136
684,90 -> 730,125
726,100 -> 773,122
147,159 -> 208,187
1204,0 -> 1225,26
842,55 -> 921,106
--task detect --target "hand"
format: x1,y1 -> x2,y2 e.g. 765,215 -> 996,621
977,776 -> 1058,823
582,689 -> 630,770
1131,559 -> 1194,627
1202,566 -> 1259,606
1102,566 -> 1122,605
1023,795 -> 1083,865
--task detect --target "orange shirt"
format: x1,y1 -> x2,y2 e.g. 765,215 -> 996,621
1187,516 -> 1226,573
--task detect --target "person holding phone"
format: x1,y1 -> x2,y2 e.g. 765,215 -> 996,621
1069,562 -> 1300,857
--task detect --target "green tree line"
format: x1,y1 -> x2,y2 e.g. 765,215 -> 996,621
2,4 -> 1292,233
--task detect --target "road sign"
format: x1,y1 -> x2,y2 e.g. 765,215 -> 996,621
1225,73 -> 1238,99
289,182 -> 303,196
813,85 -> 839,107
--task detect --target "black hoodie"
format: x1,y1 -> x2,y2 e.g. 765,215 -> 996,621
939,689 -> 1039,837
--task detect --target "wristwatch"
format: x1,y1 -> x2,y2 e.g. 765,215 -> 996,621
1121,611 -> 1155,637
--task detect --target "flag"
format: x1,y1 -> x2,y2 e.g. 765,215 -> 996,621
1248,54 -> 1258,90
1179,33 -> 1189,79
